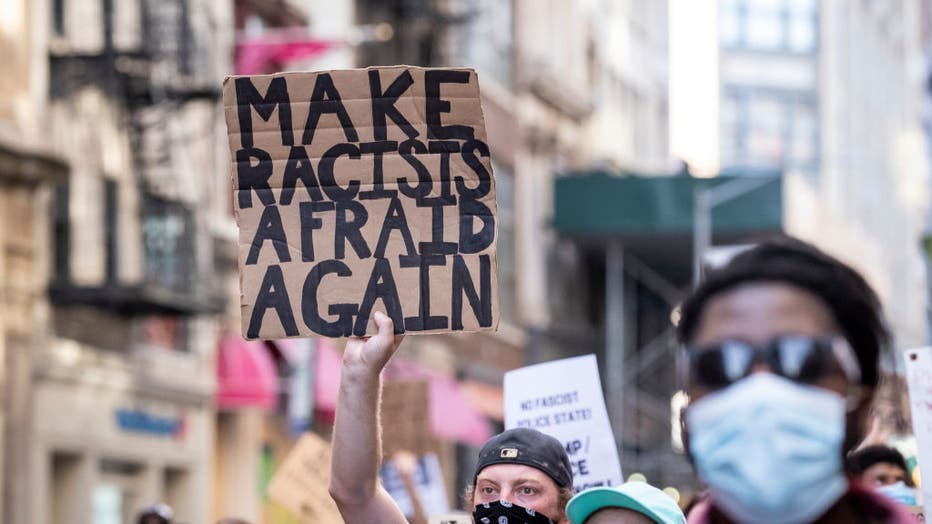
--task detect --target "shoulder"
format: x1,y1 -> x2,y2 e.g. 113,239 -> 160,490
684,496 -> 713,524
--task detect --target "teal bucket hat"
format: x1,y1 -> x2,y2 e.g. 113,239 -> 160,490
566,482 -> 686,524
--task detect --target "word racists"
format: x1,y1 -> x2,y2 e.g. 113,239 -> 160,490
223,66 -> 499,339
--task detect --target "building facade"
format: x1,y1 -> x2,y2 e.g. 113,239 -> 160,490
0,1 -> 70,523
716,0 -> 930,349
0,1 -> 238,523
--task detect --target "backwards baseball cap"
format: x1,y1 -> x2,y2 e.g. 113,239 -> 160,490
473,428 -> 573,488
565,482 -> 686,524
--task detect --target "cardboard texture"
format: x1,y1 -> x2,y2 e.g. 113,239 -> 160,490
381,379 -> 434,457
222,66 -> 499,339
267,432 -> 344,523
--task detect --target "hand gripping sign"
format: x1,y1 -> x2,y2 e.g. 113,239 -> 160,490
223,66 -> 499,339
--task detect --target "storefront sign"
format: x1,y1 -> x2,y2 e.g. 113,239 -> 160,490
114,408 -> 185,439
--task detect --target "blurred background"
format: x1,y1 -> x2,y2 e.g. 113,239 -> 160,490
0,0 -> 929,522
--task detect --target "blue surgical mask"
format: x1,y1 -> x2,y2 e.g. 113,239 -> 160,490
686,373 -> 849,524
876,481 -> 918,506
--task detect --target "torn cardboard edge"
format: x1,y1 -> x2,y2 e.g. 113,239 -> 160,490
223,66 -> 500,339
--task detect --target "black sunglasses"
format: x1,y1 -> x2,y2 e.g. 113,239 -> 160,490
683,335 -> 861,391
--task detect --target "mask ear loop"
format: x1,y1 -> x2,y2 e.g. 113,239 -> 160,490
831,338 -> 863,412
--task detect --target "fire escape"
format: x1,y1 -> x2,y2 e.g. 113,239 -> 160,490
47,0 -> 226,316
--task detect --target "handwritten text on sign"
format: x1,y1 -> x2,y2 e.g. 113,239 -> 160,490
504,354 -> 623,492
222,67 -> 499,339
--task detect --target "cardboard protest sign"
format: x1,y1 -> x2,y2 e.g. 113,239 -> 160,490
905,347 -> 932,517
222,66 -> 499,339
504,354 -> 623,492
267,432 -> 344,523
381,379 -> 434,457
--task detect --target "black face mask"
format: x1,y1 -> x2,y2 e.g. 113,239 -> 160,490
473,500 -> 555,524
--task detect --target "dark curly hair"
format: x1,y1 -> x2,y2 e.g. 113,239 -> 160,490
677,236 -> 890,387
847,445 -> 912,485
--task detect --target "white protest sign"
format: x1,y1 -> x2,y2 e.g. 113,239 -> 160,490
905,347 -> 932,517
504,354 -> 623,492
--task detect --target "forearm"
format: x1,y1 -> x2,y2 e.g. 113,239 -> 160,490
330,366 -> 384,503
328,314 -> 407,524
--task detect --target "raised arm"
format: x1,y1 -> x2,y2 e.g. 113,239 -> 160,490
329,312 -> 408,524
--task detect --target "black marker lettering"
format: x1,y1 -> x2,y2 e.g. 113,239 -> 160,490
303,73 -> 358,144
281,146 -> 324,205
235,148 -> 274,209
354,258 -> 404,336
318,143 -> 361,202
368,69 -> 419,141
334,201 -> 371,259
247,265 -> 298,339
302,260 -> 357,337
246,205 -> 291,265
359,141 -> 399,200
374,197 -> 419,265
425,70 -> 475,140
397,138 -> 433,198
451,254 -> 492,329
299,201 -> 334,262
235,76 -> 293,148
456,139 -> 492,199
404,254 -> 449,331
458,198 -> 495,254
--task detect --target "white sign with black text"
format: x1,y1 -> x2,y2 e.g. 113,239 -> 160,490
905,347 -> 932,519
504,354 -> 623,492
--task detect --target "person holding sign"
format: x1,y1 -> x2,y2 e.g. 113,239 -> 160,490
329,312 -> 574,524
677,238 -> 917,524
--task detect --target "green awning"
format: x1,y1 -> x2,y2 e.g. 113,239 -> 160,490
553,171 -> 783,237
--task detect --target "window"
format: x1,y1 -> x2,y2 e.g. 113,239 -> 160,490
52,182 -> 70,282
104,178 -> 118,284
746,0 -> 784,49
449,0 -> 514,87
721,87 -> 818,172
135,315 -> 189,352
141,194 -> 195,292
720,0 -> 817,53
53,0 -> 66,36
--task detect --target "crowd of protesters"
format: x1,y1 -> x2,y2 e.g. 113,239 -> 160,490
183,237 -> 922,523
322,237 -> 924,523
